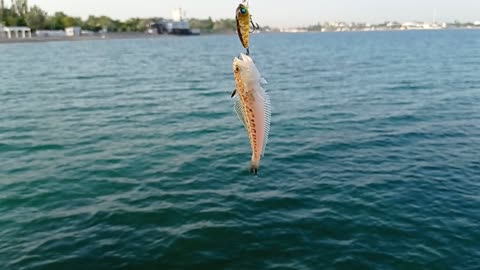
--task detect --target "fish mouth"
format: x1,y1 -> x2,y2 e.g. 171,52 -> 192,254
234,53 -> 252,70
236,53 -> 250,62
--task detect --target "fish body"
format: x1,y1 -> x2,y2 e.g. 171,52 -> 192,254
232,54 -> 271,174
236,4 -> 250,51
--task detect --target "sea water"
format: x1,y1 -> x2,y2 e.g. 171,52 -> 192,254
1,31 -> 479,270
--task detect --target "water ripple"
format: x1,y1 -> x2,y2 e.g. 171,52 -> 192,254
1,31 -> 480,270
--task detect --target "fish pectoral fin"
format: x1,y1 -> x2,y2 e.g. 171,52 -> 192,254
231,88 -> 237,98
260,77 -> 268,85
233,97 -> 247,129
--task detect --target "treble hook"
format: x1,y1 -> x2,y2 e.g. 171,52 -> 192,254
250,16 -> 260,33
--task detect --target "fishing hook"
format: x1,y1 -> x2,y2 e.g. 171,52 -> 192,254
250,16 -> 260,33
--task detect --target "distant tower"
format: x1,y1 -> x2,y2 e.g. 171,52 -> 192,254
172,8 -> 186,22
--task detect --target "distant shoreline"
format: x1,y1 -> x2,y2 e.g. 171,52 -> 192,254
0,32 -> 198,44
1,28 -> 478,44
0,32 -> 238,44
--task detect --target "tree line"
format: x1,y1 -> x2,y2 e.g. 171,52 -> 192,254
0,4 -> 153,32
0,3 -> 239,33
189,17 -> 236,33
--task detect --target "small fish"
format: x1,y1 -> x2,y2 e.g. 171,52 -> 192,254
232,53 -> 271,174
236,4 -> 251,53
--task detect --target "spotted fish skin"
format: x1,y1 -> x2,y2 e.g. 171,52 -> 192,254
232,54 -> 271,174
236,4 -> 250,50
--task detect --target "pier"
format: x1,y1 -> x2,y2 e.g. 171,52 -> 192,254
1,26 -> 32,39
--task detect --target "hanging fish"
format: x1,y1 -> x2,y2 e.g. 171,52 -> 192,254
236,3 -> 251,53
231,53 -> 271,174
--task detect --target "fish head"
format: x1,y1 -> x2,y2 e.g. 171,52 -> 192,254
233,53 -> 254,75
236,4 -> 250,19
233,53 -> 262,85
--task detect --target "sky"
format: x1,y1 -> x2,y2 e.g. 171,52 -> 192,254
26,0 -> 480,28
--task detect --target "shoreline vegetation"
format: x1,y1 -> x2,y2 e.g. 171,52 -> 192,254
1,1 -> 479,44
0,1 -> 244,34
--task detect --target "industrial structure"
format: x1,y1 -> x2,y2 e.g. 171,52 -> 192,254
148,8 -> 200,35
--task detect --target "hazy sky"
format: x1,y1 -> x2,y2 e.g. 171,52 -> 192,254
27,0 -> 480,27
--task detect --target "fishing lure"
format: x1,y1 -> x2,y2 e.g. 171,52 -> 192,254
236,1 -> 260,55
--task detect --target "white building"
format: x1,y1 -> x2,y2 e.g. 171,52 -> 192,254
81,30 -> 94,35
474,21 -> 480,26
65,27 -> 81,37
402,22 -> 422,30
36,30 -> 66,37
280,28 -> 307,33
3,26 -> 32,39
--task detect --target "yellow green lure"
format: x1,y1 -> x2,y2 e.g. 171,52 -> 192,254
236,4 -> 251,54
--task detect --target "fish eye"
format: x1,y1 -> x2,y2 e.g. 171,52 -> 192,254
240,8 -> 247,14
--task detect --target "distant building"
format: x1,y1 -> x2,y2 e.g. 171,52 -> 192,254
280,28 -> 307,33
148,8 -> 199,35
3,26 -> 31,39
386,21 -> 402,29
149,19 -> 184,34
65,27 -> 81,37
36,30 -> 66,37
81,30 -> 94,35
402,22 -> 422,30
474,21 -> 480,26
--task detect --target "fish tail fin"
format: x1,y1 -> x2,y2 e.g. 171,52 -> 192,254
250,159 -> 259,175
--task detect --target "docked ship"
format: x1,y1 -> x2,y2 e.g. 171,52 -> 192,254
148,8 -> 200,36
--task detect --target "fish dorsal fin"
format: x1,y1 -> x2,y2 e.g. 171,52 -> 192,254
233,97 -> 247,130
